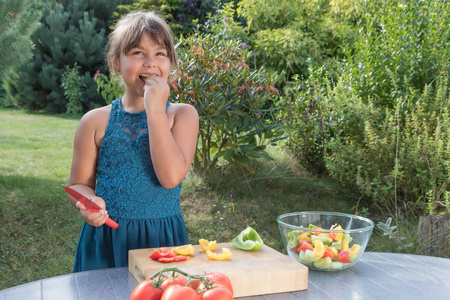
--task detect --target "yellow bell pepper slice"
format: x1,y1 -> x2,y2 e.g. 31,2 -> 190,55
206,248 -> 233,260
325,245 -> 339,258
332,225 -> 343,241
173,244 -> 196,256
299,233 -> 312,241
349,244 -> 361,256
312,240 -> 325,258
199,238 -> 217,251
341,238 -> 349,252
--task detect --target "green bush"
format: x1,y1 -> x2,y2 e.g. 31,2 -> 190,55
235,0 -> 360,78
0,0 -> 41,81
344,0 -> 450,108
61,63 -> 85,115
115,0 -> 220,36
275,65 -> 335,174
325,71 -> 450,214
3,0 -> 132,113
94,71 -> 125,105
171,33 -> 286,173
115,0 -> 185,35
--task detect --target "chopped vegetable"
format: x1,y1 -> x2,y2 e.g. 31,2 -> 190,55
312,240 -> 325,258
231,226 -> 264,250
286,223 -> 363,270
173,244 -> 196,256
199,239 -> 217,251
149,247 -> 190,263
206,248 -> 233,260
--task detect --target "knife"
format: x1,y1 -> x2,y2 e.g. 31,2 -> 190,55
64,186 -> 119,229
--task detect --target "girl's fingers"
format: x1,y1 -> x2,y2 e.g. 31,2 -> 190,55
76,201 -> 86,210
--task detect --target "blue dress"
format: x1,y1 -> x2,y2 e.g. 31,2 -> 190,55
73,98 -> 189,272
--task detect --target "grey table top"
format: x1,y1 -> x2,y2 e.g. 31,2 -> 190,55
1,252 -> 450,300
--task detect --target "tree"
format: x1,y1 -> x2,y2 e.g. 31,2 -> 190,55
2,0 -> 133,113
0,0 -> 41,81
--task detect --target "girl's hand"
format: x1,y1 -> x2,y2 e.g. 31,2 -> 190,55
143,75 -> 170,113
77,196 -> 109,227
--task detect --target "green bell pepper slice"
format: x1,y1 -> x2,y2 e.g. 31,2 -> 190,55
232,226 -> 264,250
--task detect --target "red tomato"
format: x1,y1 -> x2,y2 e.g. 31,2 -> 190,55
161,284 -> 199,300
198,272 -> 233,295
199,286 -> 233,300
160,275 -> 188,290
130,279 -> 164,300
188,279 -> 202,290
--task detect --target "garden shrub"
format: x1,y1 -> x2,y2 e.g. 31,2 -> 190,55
344,0 -> 450,108
325,71 -> 450,214
275,65 -> 335,174
115,0 -> 220,36
0,0 -> 41,81
61,63 -> 85,115
235,0 -> 360,78
172,33 -> 286,173
94,71 -> 125,105
2,0 -> 133,113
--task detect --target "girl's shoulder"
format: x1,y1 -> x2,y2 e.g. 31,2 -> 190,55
80,105 -> 112,125
168,102 -> 198,119
76,105 -> 112,146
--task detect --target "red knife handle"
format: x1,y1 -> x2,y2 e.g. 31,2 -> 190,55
105,218 -> 119,229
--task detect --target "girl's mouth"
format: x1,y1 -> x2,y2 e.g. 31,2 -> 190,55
139,74 -> 151,82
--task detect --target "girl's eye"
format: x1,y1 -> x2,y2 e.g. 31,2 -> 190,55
156,52 -> 166,56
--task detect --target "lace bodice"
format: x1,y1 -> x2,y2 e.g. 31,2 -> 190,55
95,98 -> 182,219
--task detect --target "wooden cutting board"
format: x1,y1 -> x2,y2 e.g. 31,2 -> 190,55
129,243 -> 308,297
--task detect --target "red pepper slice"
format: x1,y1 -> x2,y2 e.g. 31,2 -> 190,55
157,255 -> 188,263
149,247 -> 176,260
158,257 -> 175,263
173,255 -> 188,262
149,251 -> 162,260
322,250 -> 334,260
298,242 -> 314,252
338,250 -> 352,263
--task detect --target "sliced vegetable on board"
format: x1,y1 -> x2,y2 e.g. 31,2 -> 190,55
231,227 -> 264,250
206,248 -> 233,261
199,238 -> 217,251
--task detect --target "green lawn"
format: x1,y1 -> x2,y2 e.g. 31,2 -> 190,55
0,108 -> 420,290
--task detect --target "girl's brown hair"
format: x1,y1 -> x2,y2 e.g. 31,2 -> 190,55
107,11 -> 179,77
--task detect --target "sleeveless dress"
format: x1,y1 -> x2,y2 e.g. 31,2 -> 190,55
73,97 -> 189,272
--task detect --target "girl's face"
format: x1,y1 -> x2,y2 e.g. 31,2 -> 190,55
116,32 -> 172,99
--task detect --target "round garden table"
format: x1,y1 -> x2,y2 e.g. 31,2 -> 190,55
1,252 -> 449,299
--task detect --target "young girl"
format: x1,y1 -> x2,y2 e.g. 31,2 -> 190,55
67,11 -> 199,272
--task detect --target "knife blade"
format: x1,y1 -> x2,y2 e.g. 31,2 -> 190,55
64,186 -> 119,229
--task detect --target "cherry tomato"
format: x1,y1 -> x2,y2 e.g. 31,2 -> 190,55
199,286 -> 233,300
130,279 -> 164,300
160,275 -> 188,290
161,284 -> 199,300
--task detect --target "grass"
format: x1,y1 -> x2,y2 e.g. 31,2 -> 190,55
0,108 -> 422,290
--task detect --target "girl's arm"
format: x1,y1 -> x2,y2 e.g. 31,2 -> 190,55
147,103 -> 199,189
67,108 -> 110,226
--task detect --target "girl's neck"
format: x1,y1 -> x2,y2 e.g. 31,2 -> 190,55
121,94 -> 145,113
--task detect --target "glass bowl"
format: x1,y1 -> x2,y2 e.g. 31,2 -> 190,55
277,211 -> 374,271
